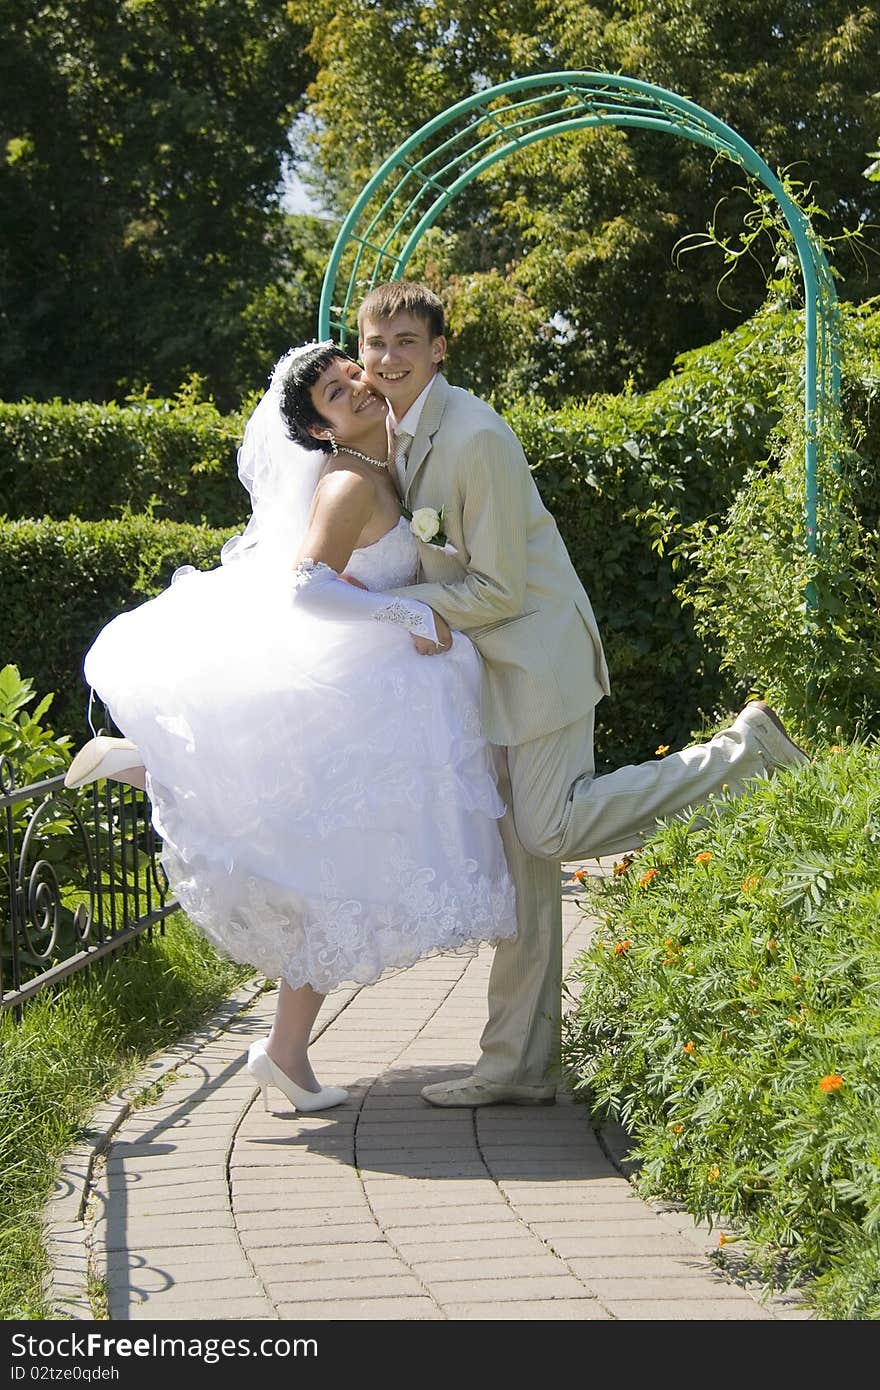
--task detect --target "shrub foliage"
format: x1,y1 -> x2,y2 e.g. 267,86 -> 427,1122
0,396 -> 247,527
563,743 -> 880,1319
1,517 -> 235,739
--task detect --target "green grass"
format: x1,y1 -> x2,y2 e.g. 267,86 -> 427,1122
563,740 -> 880,1319
0,913 -> 254,1319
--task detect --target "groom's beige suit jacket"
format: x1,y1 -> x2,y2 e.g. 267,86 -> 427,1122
391,372 -> 610,747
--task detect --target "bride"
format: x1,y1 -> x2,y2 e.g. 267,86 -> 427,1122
65,342 -> 516,1114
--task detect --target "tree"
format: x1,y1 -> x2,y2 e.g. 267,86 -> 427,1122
0,0 -> 317,406
292,0 -> 880,401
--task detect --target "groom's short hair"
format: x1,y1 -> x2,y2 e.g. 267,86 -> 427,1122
357,281 -> 445,340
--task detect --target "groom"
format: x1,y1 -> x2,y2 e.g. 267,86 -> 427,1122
358,280 -> 806,1107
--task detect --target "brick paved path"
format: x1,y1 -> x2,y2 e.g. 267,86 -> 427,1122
47,865 -> 810,1321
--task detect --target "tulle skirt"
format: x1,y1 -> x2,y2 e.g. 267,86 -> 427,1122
83,553 -> 517,992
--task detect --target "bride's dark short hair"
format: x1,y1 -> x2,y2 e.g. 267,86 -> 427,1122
277,342 -> 352,452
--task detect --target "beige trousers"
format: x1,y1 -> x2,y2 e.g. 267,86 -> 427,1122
474,711 -> 768,1086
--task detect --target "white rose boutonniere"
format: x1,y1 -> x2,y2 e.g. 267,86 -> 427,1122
401,505 -> 458,556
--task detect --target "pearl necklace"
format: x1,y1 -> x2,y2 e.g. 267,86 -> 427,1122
335,445 -> 389,470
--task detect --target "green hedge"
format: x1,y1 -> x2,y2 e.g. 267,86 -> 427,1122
0,397 -> 248,527
509,309 -> 795,765
0,516 -> 235,739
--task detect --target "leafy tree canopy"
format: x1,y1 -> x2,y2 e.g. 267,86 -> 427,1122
293,0 -> 880,400
0,0 -> 317,406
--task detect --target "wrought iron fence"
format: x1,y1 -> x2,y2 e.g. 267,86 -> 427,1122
1,755 -> 177,1017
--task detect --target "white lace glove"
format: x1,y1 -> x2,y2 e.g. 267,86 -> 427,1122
292,560 -> 439,642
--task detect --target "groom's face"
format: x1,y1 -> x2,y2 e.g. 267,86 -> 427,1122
359,311 -> 446,418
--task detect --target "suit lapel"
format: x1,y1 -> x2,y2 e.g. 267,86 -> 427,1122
404,373 -> 449,503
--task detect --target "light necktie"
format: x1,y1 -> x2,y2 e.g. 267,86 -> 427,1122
393,429 -> 412,493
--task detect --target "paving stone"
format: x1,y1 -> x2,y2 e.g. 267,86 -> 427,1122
105,1152 -> 225,1173
366,1189 -> 508,1211
263,1274 -> 424,1300
391,1236 -> 545,1263
433,1275 -> 588,1302
125,1295 -> 273,1320
94,1221 -> 238,1251
235,1205 -> 369,1230
568,1254 -> 719,1280
545,1234 -> 701,1258
498,1179 -> 629,1197
411,1254 -> 568,1281
381,1218 -> 529,1248
608,1299 -> 774,1320
377,1205 -> 522,1230
233,1189 -> 367,1213
93,1209 -> 235,1235
526,1207 -> 665,1233
114,1195 -> 232,1217
273,1298 -> 441,1320
241,1222 -> 381,1248
257,1256 -> 406,1281
100,1173 -> 229,1195
442,1299 -> 611,1320
585,1276 -> 759,1302
232,1176 -> 364,1195
108,1256 -> 257,1291
255,1241 -> 394,1265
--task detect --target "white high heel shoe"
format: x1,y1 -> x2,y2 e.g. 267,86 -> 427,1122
246,1040 -> 348,1114
64,736 -> 143,789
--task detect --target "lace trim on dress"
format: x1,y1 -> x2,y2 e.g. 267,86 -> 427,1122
292,557 -> 333,587
371,599 -> 431,635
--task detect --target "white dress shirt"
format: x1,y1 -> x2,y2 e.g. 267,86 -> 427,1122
389,375 -> 439,490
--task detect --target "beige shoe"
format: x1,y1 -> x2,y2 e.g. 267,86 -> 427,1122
420,1075 -> 556,1108
64,735 -> 142,789
734,700 -> 809,772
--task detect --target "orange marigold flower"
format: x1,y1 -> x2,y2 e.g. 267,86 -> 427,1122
791,973 -> 802,985
717,1232 -> 728,1247
655,743 -> 670,757
613,854 -> 635,876
613,939 -> 633,956
694,851 -> 713,865
742,876 -> 761,893
707,1165 -> 720,1183
682,1040 -> 696,1054
570,869 -> 589,884
673,1123 -> 684,1134
639,867 -> 659,887
830,744 -> 843,753
819,1074 -> 843,1093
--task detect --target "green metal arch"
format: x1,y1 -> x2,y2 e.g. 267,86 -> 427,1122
318,71 -> 840,555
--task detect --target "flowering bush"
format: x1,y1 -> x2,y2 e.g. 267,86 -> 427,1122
563,742 -> 880,1319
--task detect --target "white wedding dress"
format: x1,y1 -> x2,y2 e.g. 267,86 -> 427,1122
83,515 -> 517,993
